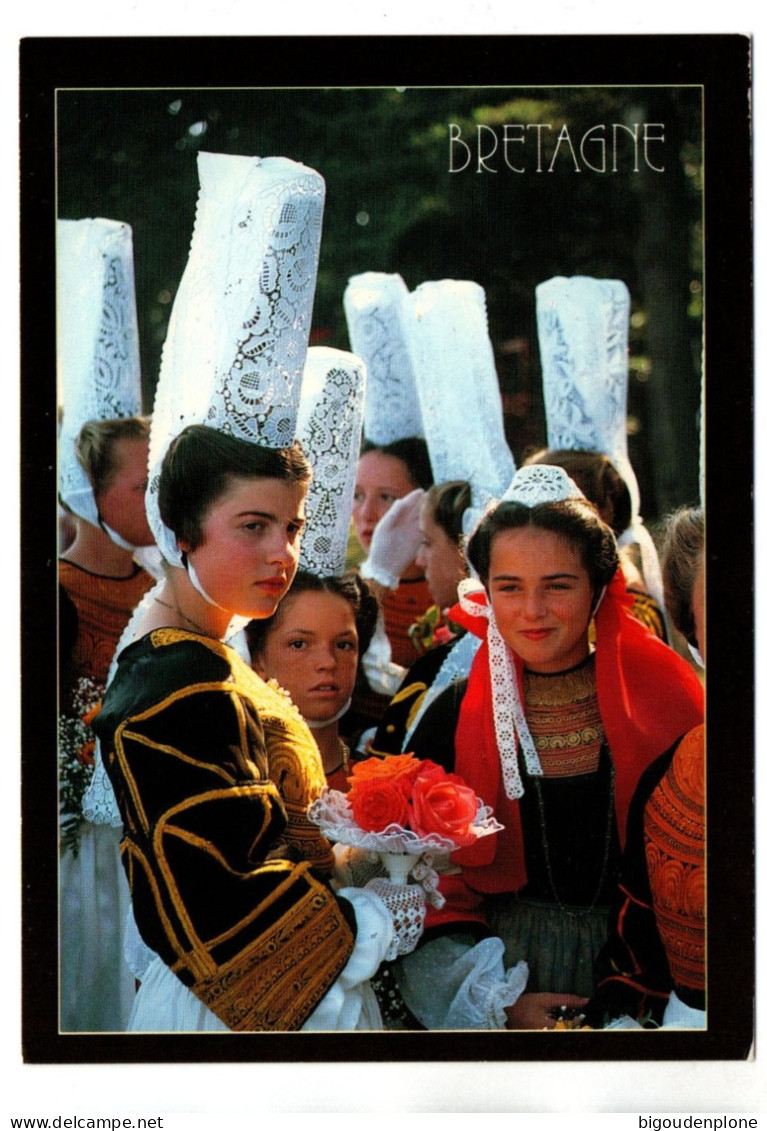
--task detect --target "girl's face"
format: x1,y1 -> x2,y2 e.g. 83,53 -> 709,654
352,451 -> 416,551
180,475 -> 307,620
487,526 -> 594,673
96,437 -> 154,547
254,590 -> 359,722
416,504 -> 467,609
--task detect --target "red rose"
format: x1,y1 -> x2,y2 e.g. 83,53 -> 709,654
348,777 -> 411,832
410,764 -> 479,847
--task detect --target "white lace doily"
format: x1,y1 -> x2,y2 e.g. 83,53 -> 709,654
343,271 -> 424,444
402,631 -> 482,751
307,787 -> 502,856
57,218 -> 143,527
296,347 -> 366,577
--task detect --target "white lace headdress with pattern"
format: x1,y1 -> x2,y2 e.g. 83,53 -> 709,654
458,464 -> 586,800
535,275 -> 665,614
146,152 -> 325,567
57,218 -> 143,527
406,278 -> 517,539
296,347 -> 367,578
343,272 -> 424,444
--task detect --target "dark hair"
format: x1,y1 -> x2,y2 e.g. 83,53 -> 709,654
158,424 -> 312,551
246,570 -> 379,658
359,436 -> 434,490
525,448 -> 632,538
424,480 -> 472,546
76,416 -> 151,495
467,497 -> 619,593
661,506 -> 704,646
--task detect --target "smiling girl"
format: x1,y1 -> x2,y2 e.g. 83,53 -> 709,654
402,466 -> 704,1014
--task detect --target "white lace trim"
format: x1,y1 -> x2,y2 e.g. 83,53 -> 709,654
307,787 -> 502,856
81,581 -> 164,825
500,463 -> 585,506
402,631 -> 481,751
457,578 -> 542,801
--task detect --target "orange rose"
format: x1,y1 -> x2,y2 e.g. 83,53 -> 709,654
348,752 -> 423,790
410,764 -> 479,847
348,777 -> 410,832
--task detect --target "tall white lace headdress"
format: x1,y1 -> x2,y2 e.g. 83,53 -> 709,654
406,278 -> 517,538
392,279 -> 518,750
535,275 -> 665,614
57,218 -> 143,530
343,272 -> 424,443
146,152 -> 325,567
457,464 -> 586,800
296,346 -> 367,578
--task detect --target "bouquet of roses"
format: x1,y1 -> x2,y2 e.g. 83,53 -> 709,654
309,755 -> 502,960
308,752 -> 501,863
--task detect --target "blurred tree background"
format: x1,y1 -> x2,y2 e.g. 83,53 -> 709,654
57,84 -> 703,520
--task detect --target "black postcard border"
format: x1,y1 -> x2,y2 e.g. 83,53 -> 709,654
19,33 -> 754,1064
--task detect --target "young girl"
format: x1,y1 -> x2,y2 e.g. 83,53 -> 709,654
93,426 -> 398,1031
402,465 -> 704,1016
247,570 -> 378,791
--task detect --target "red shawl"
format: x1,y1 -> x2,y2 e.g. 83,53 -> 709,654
448,569 -> 704,894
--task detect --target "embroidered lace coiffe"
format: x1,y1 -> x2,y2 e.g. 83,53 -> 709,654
343,271 -> 424,444
406,278 -> 516,531
146,152 -> 325,568
57,218 -> 143,527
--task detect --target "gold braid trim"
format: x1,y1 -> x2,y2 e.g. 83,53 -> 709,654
195,879 -> 355,1031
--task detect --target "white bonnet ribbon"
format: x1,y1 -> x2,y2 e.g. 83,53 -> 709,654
99,520 -> 138,552
618,517 -> 668,620
457,579 -> 543,800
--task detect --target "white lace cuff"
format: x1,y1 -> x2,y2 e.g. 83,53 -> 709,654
394,935 -> 528,1030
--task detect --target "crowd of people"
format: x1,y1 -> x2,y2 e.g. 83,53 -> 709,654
57,152 -> 706,1034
